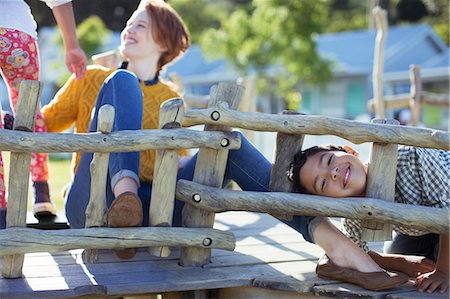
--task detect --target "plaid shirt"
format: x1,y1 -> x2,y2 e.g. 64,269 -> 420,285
343,146 -> 450,251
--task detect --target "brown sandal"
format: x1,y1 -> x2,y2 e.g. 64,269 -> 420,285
316,255 -> 409,291
107,192 -> 143,259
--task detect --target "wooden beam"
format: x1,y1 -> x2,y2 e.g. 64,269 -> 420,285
0,227 -> 235,255
361,119 -> 398,241
269,111 -> 304,221
2,80 -> 41,278
85,104 -> 115,263
367,91 -> 449,112
0,129 -> 242,152
149,98 -> 184,257
182,104 -> 449,150
372,6 -> 388,118
409,65 -> 422,126
176,180 -> 449,234
180,83 -> 244,266
421,91 -> 450,107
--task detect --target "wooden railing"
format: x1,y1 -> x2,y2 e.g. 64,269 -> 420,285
0,80 -> 448,281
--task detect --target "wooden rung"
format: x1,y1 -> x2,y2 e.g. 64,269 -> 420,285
361,118 -> 399,241
0,226 -> 236,255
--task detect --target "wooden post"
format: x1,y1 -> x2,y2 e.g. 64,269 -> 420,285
269,111 -> 304,221
2,80 -> 41,278
361,118 -> 399,241
180,83 -> 244,266
237,76 -> 257,143
409,65 -> 422,126
149,98 -> 184,257
84,104 -> 115,263
372,6 -> 388,118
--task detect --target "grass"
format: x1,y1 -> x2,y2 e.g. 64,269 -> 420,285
3,152 -> 71,212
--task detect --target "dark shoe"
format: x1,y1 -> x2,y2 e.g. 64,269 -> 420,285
316,255 -> 409,291
33,180 -> 56,219
3,112 -> 14,130
0,208 -> 6,229
107,192 -> 143,259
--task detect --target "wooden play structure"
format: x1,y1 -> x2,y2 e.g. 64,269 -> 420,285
0,78 -> 449,299
1,5 -> 449,299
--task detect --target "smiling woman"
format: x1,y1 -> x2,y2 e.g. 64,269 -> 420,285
41,0 -> 190,259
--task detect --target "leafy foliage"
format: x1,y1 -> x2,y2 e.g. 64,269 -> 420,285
198,0 -> 332,109
76,16 -> 111,58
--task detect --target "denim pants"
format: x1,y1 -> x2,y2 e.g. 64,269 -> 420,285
65,70 -> 315,243
384,232 -> 439,261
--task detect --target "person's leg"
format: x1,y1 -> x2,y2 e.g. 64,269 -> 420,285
65,70 -> 143,228
0,28 -> 31,210
174,132 -> 314,240
384,232 -> 440,262
0,30 -> 54,216
31,112 -> 54,217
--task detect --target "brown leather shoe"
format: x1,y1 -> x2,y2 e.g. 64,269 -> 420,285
107,192 -> 143,259
316,255 -> 409,291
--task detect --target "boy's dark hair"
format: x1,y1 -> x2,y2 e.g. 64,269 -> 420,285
287,144 -> 347,194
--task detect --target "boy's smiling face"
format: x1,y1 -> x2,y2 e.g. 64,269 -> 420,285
299,150 -> 368,197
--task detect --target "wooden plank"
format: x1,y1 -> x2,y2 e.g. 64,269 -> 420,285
372,6 -> 388,118
361,119 -> 398,241
313,281 -> 420,299
0,227 -> 235,255
388,290 -> 449,298
1,260 -> 324,298
3,80 -> 41,279
217,286 -> 318,299
182,106 -> 450,150
181,82 -> 244,266
149,98 -> 184,257
409,65 -> 422,126
85,104 -> 115,263
176,181 -> 449,234
269,111 -> 304,221
0,129 -> 242,152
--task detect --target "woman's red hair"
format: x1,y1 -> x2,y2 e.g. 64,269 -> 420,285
143,0 -> 190,74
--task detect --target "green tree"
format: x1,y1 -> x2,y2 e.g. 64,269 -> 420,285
198,0 -> 332,109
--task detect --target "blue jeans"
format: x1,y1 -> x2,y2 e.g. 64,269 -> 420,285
65,70 -> 315,243
384,233 -> 439,262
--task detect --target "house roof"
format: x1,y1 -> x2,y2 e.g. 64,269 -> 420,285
317,23 -> 448,75
165,24 -> 449,80
164,45 -> 233,79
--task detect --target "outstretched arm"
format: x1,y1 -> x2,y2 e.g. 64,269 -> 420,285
51,2 -> 87,79
415,233 -> 449,293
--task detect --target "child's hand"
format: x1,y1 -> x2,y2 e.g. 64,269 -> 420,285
414,269 -> 449,293
65,47 -> 87,80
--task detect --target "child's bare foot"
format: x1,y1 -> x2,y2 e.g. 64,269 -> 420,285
368,251 -> 436,277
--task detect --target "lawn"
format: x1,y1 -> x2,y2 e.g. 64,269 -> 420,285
3,152 -> 71,213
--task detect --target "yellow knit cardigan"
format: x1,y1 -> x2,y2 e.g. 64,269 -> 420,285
42,65 -> 184,183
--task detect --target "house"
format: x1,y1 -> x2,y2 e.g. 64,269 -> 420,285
166,24 -> 449,129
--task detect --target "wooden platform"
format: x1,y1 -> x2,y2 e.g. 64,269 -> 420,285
0,212 -> 447,299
